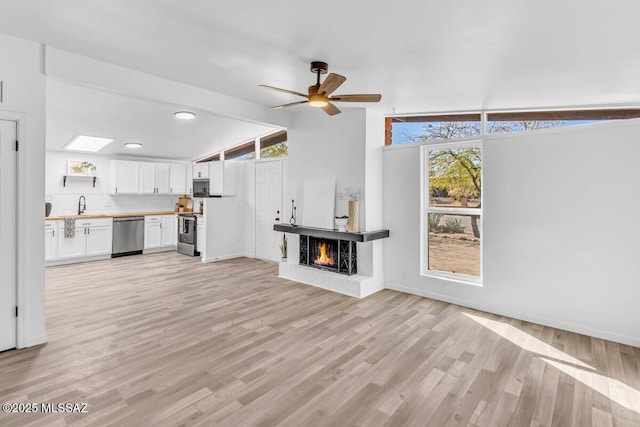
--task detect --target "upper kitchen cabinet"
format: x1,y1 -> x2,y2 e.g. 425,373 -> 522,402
170,163 -> 188,194
110,160 -> 189,195
209,161 -> 237,196
186,164 -> 193,196
140,162 -> 171,194
110,161 -> 141,194
193,162 -> 210,179
139,162 -> 156,194
155,163 -> 172,194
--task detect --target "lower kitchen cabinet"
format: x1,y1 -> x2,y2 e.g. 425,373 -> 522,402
45,222 -> 58,261
144,216 -> 163,249
85,223 -> 113,256
55,218 -> 113,262
162,215 -> 178,247
144,215 -> 177,252
196,217 -> 205,258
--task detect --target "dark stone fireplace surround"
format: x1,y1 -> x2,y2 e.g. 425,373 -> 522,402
273,224 -> 390,276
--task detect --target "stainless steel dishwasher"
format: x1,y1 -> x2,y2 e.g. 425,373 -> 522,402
112,217 -> 144,257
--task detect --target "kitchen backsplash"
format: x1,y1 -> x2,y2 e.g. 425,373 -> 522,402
46,193 -> 178,216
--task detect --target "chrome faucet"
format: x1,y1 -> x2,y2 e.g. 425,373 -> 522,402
78,195 -> 86,215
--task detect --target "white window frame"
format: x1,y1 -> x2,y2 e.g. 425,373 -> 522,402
420,140 -> 483,285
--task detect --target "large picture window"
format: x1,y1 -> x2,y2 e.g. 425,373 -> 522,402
422,141 -> 482,284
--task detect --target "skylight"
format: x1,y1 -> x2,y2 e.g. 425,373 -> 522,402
64,135 -> 114,152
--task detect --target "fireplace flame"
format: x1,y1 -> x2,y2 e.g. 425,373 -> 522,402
314,242 -> 335,266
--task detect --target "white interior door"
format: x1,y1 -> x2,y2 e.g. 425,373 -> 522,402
0,120 -> 17,351
255,160 -> 282,261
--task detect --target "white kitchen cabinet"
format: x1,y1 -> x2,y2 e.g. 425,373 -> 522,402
111,161 -> 141,194
170,163 -> 187,195
193,162 -> 210,179
162,215 -> 177,247
155,163 -> 171,194
112,161 -> 186,195
58,229 -> 86,259
85,224 -> 113,256
145,215 -> 176,251
139,162 -> 156,194
209,161 -> 223,195
196,217 -> 205,257
209,161 -> 236,195
57,218 -> 113,260
141,162 -> 173,194
144,216 -> 163,249
186,164 -> 193,195
45,221 -> 58,261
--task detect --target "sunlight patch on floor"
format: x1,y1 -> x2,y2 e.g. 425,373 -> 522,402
464,312 -> 640,414
541,357 -> 640,414
463,312 -> 594,369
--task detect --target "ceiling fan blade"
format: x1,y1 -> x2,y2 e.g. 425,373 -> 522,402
318,73 -> 346,96
330,94 -> 382,102
272,100 -> 308,109
258,85 -> 307,98
321,102 -> 341,116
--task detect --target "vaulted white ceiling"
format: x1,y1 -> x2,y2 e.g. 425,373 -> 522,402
46,80 -> 278,160
2,1 -> 639,158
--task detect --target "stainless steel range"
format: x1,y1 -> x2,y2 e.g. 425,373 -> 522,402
177,213 -> 199,256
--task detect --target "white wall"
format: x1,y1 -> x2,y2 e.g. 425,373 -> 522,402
0,33 -> 46,347
383,119 -> 640,347
288,109 -> 367,225
45,150 -> 182,216
241,161 -> 256,257
286,108 -> 385,281
203,196 -> 244,262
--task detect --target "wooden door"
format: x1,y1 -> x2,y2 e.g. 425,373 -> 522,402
0,119 -> 17,351
255,160 -> 282,262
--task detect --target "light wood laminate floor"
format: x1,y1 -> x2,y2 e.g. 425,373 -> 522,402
1,252 -> 639,426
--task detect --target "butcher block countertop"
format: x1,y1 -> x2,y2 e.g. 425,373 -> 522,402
45,211 -> 180,221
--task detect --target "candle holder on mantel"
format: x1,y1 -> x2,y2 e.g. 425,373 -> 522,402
290,199 -> 297,226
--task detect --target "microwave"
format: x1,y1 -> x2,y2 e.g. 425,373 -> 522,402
192,179 -> 209,197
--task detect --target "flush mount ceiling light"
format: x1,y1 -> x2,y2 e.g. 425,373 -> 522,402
124,142 -> 143,149
64,135 -> 114,152
175,111 -> 196,120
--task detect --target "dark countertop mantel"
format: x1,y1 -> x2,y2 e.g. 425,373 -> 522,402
273,223 -> 389,242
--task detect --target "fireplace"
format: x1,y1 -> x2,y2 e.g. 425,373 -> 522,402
300,235 -> 357,275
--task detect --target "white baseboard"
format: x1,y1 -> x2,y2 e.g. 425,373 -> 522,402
46,254 -> 111,266
202,253 -> 245,263
143,245 -> 176,254
385,282 -> 640,348
21,334 -> 47,349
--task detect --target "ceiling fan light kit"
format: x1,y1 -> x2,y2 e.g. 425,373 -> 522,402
259,61 -> 381,116
308,94 -> 328,107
